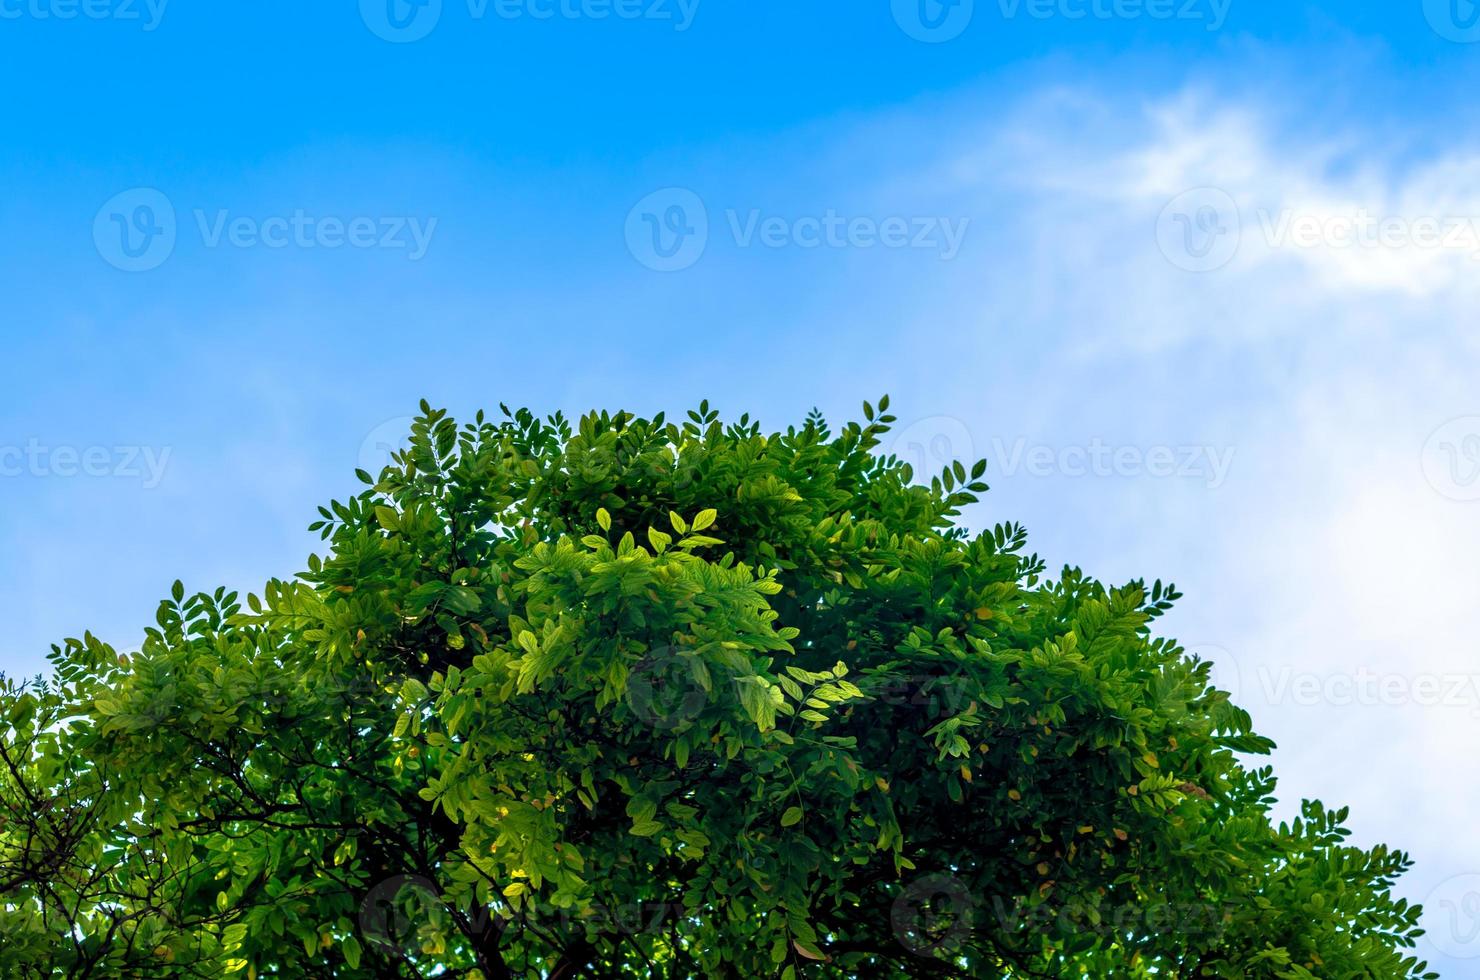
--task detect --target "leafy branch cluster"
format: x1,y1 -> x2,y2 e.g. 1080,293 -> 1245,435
0,398 -> 1432,978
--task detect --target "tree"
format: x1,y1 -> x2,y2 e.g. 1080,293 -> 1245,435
0,399 -> 1433,978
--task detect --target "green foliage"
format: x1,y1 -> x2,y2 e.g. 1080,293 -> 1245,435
0,398 -> 1433,978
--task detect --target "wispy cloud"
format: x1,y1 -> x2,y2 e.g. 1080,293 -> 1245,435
902,76 -> 1480,968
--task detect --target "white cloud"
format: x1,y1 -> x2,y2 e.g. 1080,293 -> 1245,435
887,79 -> 1480,969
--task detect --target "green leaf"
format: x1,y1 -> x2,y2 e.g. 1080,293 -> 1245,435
343,934 -> 362,968
647,526 -> 673,553
443,585 -> 482,615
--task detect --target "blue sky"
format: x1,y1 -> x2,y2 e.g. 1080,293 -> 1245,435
6,0 -> 1480,973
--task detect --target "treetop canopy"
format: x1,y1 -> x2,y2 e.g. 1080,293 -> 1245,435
0,398 -> 1432,978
